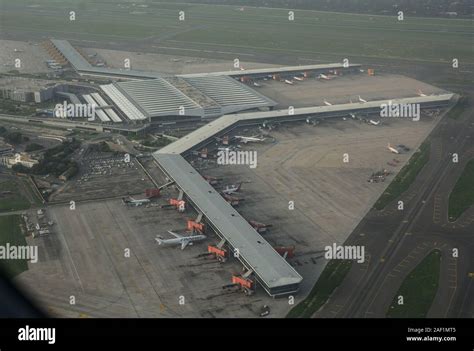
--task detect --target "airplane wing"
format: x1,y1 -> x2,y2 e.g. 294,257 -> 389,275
168,230 -> 183,239
181,239 -> 190,250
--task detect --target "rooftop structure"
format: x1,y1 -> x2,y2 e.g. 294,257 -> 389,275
178,63 -> 362,79
154,153 -> 303,296
101,76 -> 276,121
0,77 -> 67,103
50,39 -> 361,81
159,94 -> 455,155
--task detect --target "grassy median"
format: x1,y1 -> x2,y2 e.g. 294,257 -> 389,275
287,259 -> 352,318
387,250 -> 441,318
448,159 -> 474,221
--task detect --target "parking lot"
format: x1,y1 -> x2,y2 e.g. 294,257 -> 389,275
49,153 -> 155,203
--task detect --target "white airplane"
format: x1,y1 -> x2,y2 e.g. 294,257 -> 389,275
323,99 -> 333,106
318,74 -> 332,81
350,113 -> 357,119
294,76 -> 304,81
369,120 -> 381,126
14,49 -> 24,53
253,82 -> 261,87
155,231 -> 206,250
123,197 -> 150,206
234,135 -> 266,143
221,182 -> 243,195
417,89 -> 427,97
387,143 -> 400,154
358,95 -> 368,103
284,79 -> 294,85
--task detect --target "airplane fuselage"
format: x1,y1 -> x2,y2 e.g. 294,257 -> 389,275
156,234 -> 206,247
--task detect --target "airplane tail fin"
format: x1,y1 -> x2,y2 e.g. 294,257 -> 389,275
155,237 -> 163,245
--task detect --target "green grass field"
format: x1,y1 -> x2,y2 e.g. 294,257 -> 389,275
0,215 -> 29,278
386,250 -> 441,318
448,159 -> 474,221
374,141 -> 430,210
0,180 -> 32,212
1,0 -> 473,64
287,259 -> 352,318
447,96 -> 470,120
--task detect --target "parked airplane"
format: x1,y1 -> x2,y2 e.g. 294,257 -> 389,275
306,117 -> 320,125
221,182 -> 242,195
234,135 -> 266,143
318,74 -> 332,81
122,197 -> 151,206
294,76 -> 304,81
203,175 -> 222,185
323,99 -> 333,106
284,79 -> 294,85
350,113 -> 357,119
261,121 -> 280,130
253,82 -> 261,87
249,220 -> 273,233
358,95 -> 368,103
417,89 -> 427,97
222,194 -> 244,206
387,143 -> 400,154
217,145 -> 239,152
155,231 -> 206,250
369,119 -> 381,126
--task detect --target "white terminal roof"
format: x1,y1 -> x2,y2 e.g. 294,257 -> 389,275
50,39 -> 162,79
158,94 -> 454,155
178,63 -> 362,78
183,76 -> 275,114
102,77 -> 276,120
113,78 -> 203,118
155,153 -> 303,293
50,40 -> 361,81
100,84 -> 147,121
90,92 -> 122,123
82,94 -> 110,122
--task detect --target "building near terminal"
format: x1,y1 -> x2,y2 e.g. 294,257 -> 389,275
0,77 -> 68,103
0,152 -> 38,169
